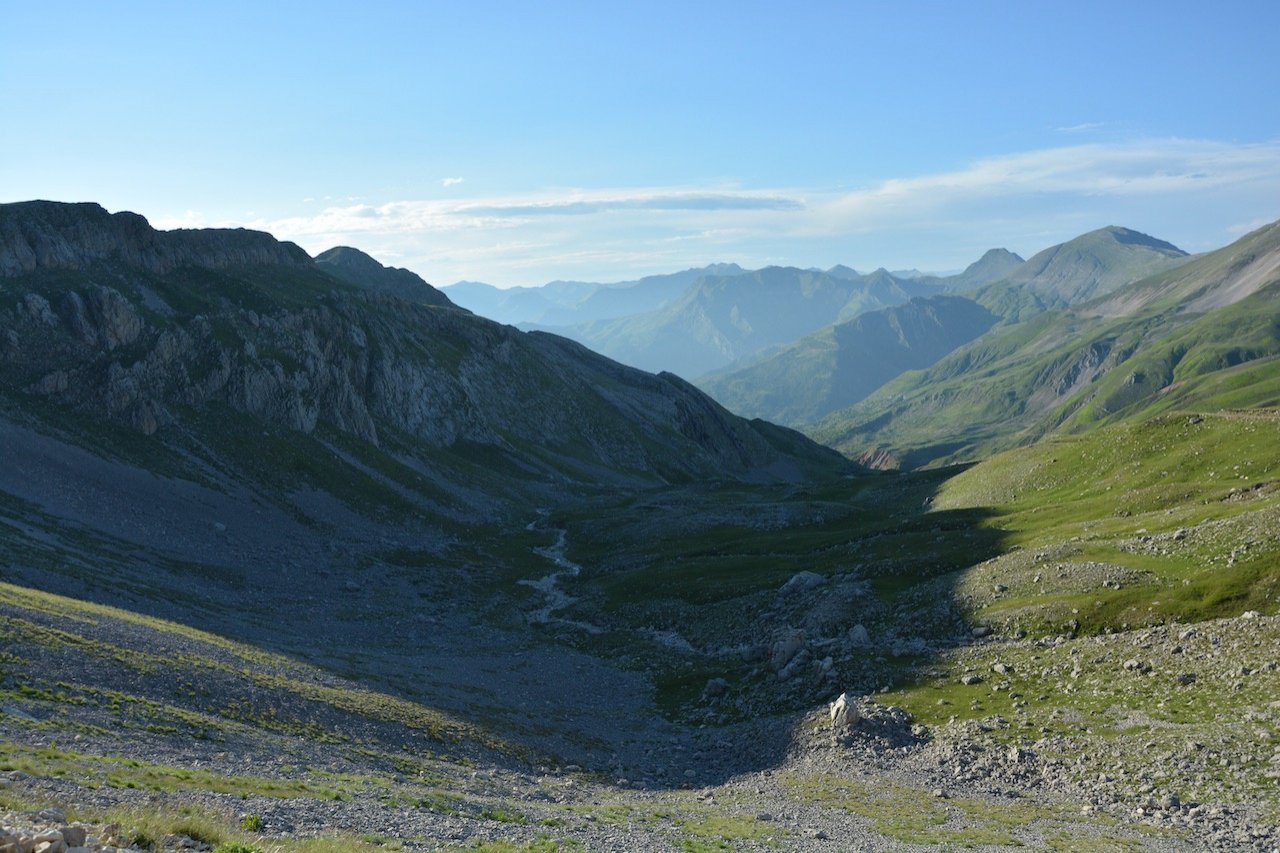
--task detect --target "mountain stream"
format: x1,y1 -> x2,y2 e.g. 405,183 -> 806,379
519,516 -> 604,634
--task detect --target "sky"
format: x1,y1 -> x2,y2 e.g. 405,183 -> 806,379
3,0 -> 1280,286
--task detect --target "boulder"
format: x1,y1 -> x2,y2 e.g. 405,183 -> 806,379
779,571 -> 825,596
769,630 -> 806,671
829,692 -> 860,728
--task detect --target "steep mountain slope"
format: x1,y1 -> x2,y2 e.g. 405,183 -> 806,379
700,294 -> 999,425
813,220 -> 1280,468
546,266 -> 945,378
0,202 -> 850,517
440,263 -> 745,326
314,245 -> 453,307
973,226 -> 1189,321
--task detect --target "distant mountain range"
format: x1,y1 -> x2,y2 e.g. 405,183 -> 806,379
537,266 -> 958,378
441,263 -> 746,327
444,256 -> 1022,381
812,220 -> 1280,467
697,227 -> 1188,427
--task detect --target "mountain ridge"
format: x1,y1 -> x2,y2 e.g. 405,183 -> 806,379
0,201 -> 849,506
0,200 -> 312,276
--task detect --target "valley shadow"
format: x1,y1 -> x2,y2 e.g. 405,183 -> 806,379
534,464 -> 1013,790
0,456 -> 1014,796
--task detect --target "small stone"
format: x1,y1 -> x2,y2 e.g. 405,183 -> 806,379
701,677 -> 730,700
971,626 -> 993,638
960,674 -> 983,685
59,828 -> 87,847
847,624 -> 871,647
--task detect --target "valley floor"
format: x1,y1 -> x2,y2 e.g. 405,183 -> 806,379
2,412 -> 1279,851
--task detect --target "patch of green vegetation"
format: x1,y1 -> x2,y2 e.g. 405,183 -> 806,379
674,810 -> 776,848
462,837 -> 585,852
0,742 -> 343,799
932,410 -> 1280,632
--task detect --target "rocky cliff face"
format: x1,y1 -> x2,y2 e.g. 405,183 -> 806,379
0,201 -> 848,493
0,201 -> 311,277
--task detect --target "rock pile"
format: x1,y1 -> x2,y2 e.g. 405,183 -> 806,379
0,807 -> 224,853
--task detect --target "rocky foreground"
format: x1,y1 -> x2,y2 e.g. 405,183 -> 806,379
1,807 -> 143,853
2,597 -> 1277,850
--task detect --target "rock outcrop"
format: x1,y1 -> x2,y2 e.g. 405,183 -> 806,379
0,201 -> 310,276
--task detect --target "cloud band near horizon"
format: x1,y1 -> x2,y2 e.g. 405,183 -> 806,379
155,137 -> 1280,286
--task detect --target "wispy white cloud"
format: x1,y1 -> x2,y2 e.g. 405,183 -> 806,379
1056,122 -> 1105,133
237,138 -> 1280,285
441,176 -> 465,188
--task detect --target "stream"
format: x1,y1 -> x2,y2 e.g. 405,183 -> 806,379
519,517 -> 605,634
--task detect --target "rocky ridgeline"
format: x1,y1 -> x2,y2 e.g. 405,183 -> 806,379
0,807 -> 190,853
0,201 -> 310,277
0,201 -> 843,484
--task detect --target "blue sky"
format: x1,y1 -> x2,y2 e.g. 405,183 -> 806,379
3,1 -> 1279,285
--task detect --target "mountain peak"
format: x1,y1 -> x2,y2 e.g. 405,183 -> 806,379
314,245 -> 387,274
973,225 -> 1192,320
315,245 -> 452,308
1089,225 -> 1187,256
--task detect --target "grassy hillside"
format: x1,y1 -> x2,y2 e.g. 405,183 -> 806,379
813,222 -> 1280,468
